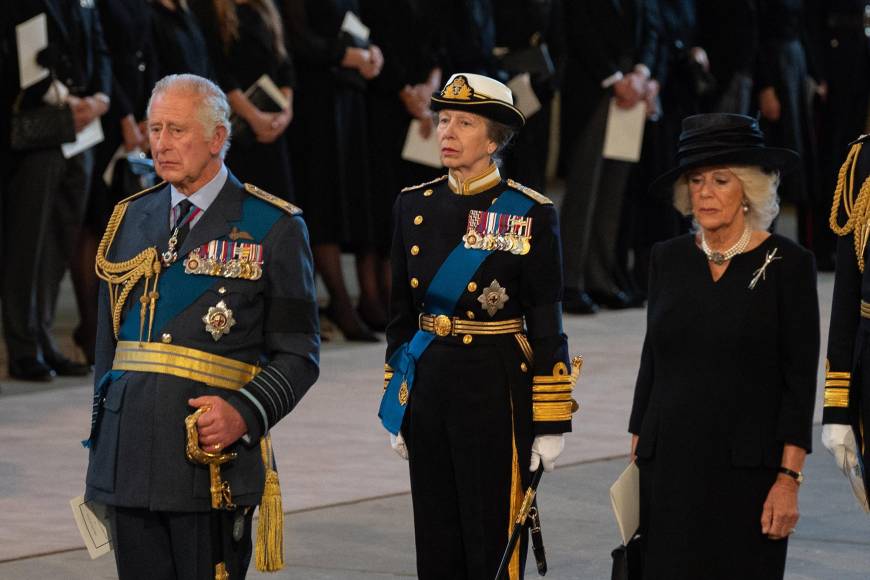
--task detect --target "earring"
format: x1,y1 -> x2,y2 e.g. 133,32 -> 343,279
742,202 -> 749,213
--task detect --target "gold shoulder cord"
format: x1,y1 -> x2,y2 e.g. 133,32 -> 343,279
94,202 -> 163,342
830,141 -> 870,272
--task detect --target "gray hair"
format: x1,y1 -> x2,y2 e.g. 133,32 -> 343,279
147,74 -> 232,158
673,165 -> 781,231
484,118 -> 516,167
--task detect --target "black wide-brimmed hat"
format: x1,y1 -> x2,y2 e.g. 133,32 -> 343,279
430,73 -> 526,129
650,113 -> 800,192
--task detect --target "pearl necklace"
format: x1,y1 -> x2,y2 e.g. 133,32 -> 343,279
701,226 -> 752,265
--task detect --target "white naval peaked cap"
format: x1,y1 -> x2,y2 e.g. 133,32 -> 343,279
430,73 -> 526,129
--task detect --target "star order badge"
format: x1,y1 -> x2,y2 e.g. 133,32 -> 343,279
478,280 -> 509,317
202,300 -> 236,341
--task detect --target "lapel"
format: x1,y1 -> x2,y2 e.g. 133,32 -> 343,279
178,172 -> 245,257
42,0 -> 70,43
132,185 -> 171,256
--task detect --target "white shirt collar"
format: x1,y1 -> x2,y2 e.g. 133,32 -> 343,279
170,163 -> 228,212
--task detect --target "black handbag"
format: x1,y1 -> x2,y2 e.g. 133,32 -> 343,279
9,88 -> 76,152
610,534 -> 643,580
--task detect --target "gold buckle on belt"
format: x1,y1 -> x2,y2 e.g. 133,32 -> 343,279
418,313 -> 524,336
433,314 -> 453,336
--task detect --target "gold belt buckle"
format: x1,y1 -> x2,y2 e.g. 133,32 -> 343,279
433,314 -> 453,337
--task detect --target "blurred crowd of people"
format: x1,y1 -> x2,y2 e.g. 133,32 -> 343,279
0,0 -> 869,380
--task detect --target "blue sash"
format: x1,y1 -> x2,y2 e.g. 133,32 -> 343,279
83,195 -> 283,448
378,188 -> 535,434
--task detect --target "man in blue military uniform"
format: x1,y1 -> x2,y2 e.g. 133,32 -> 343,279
84,74 -> 320,579
823,133 -> 870,512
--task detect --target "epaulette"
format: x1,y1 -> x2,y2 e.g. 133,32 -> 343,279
244,183 -> 302,215
400,174 -> 448,193
507,178 -> 553,205
118,181 -> 167,205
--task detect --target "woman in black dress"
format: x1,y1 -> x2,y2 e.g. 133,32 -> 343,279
149,0 -> 213,80
283,0 -> 385,340
196,0 -> 295,199
629,113 -> 819,579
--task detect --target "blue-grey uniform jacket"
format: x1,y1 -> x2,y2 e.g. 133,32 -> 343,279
84,172 -> 320,512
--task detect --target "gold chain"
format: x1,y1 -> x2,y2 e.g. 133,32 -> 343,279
829,141 -> 870,272
94,202 -> 162,340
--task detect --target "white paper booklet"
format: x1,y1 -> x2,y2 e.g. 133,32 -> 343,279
507,73 -> 542,119
401,119 -> 442,168
602,99 -> 646,162
70,496 -> 113,559
610,461 -> 640,545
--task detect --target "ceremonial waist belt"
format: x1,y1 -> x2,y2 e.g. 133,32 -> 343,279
418,314 -> 524,337
861,301 -> 870,320
112,341 -> 260,390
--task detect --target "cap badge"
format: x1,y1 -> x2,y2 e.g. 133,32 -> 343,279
443,75 -> 474,101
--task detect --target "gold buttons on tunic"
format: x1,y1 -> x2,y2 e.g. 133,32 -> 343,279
520,362 -> 528,372
410,245 -> 420,256
218,287 -> 227,295
467,281 -> 477,292
466,311 -> 475,320
423,189 -> 433,197
161,333 -> 173,344
491,198 -> 497,205
414,215 -> 424,225
410,277 -> 419,288
462,334 -> 473,345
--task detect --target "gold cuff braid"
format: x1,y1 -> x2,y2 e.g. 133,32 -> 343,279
824,387 -> 850,408
532,356 -> 583,422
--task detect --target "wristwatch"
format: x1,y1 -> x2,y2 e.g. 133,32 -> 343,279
778,466 -> 804,485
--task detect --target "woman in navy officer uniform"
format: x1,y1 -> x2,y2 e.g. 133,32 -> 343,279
380,73 -> 579,580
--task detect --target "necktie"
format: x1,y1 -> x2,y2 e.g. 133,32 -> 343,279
172,199 -> 196,250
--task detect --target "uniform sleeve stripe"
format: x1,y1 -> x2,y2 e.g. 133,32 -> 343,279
239,388 -> 270,433
269,366 -> 296,409
249,375 -> 281,422
260,367 -> 290,412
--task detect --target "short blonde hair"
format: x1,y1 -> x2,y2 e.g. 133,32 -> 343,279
672,165 -> 780,230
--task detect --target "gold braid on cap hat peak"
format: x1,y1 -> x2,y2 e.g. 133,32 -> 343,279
830,139 -> 870,272
95,202 -> 163,341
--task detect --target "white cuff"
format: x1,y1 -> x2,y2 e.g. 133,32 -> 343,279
601,71 -> 624,89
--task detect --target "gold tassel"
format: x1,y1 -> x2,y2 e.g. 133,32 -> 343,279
255,436 -> 285,572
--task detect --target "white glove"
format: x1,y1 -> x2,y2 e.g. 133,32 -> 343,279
822,423 -> 869,512
390,431 -> 409,461
530,434 -> 565,472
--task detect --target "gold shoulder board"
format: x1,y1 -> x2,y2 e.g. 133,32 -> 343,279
400,174 -> 448,193
507,179 -> 553,205
117,181 -> 167,205
244,183 -> 302,215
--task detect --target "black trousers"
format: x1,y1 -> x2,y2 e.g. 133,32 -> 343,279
1,148 -> 93,361
110,506 -> 254,580
404,340 -> 530,580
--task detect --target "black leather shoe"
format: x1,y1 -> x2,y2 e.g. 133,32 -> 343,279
588,290 -> 633,310
562,291 -> 600,315
47,356 -> 92,377
8,358 -> 53,382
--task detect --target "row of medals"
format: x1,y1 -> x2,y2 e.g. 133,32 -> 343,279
462,230 -> 531,255
184,252 -> 263,280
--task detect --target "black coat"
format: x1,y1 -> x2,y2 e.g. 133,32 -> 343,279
85,173 -> 320,510
283,0 -> 375,246
630,234 -> 818,578
560,0 -> 661,154
825,134 -> 870,496
12,0 -> 112,109
97,0 -> 157,121
360,0 -> 444,254
696,0 -> 758,106
148,0 -> 213,81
